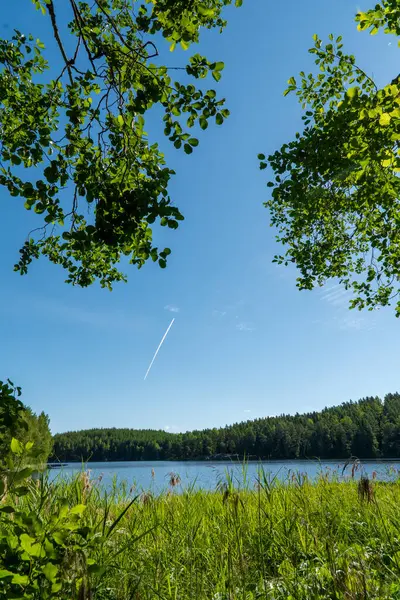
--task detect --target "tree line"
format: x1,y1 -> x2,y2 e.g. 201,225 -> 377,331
51,393 -> 400,462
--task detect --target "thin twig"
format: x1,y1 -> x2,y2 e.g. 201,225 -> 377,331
93,0 -> 158,60
70,0 -> 99,75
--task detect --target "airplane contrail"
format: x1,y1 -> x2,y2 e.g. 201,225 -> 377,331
144,318 -> 175,381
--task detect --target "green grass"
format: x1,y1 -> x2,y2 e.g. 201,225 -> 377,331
4,469 -> 400,599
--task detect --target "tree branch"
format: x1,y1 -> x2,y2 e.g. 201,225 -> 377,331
47,0 -> 74,85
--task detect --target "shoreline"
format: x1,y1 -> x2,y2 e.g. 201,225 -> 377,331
49,457 -> 400,465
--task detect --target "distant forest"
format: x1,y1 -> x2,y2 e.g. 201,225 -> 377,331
51,393 -> 400,462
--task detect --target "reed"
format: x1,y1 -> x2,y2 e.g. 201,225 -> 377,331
2,467 -> 400,599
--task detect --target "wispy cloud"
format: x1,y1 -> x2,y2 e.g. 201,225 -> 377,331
243,409 -> 251,414
164,304 -> 180,313
336,315 -> 376,332
212,299 -> 256,331
317,283 -> 378,331
236,322 -> 255,332
313,312 -> 377,332
320,284 -> 351,307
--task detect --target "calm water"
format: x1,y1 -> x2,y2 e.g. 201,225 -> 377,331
48,459 -> 400,492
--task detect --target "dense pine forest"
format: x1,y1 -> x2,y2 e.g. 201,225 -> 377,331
52,393 -> 400,462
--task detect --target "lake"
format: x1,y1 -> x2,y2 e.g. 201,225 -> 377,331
48,459 -> 400,492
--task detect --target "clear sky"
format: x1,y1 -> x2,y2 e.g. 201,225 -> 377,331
1,0 -> 399,434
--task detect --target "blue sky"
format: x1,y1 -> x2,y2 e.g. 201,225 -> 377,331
1,0 -> 400,434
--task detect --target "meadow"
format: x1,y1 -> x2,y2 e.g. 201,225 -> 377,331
2,465 -> 400,599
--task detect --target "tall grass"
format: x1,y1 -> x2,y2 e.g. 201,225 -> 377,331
5,467 -> 400,599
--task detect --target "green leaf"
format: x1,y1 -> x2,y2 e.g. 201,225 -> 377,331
117,114 -> 124,127
12,574 -> 29,585
25,441 -> 34,451
214,62 -> 224,71
184,143 -> 193,154
159,258 -> 167,269
53,531 -> 68,546
346,87 -> 359,99
43,165 -> 58,184
0,505 -> 15,514
13,468 -> 33,482
258,153 -> 266,160
216,113 -> 224,125
199,117 -> 208,130
70,504 -> 86,515
20,533 -> 35,554
42,563 -> 58,582
88,563 -> 106,576
188,138 -> 199,147
11,438 -> 23,455
380,113 -> 391,126
0,570 -> 13,579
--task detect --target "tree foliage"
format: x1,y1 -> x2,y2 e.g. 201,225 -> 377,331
52,392 -> 400,461
262,1 -> 400,315
2,0 -> 240,288
0,380 -> 52,468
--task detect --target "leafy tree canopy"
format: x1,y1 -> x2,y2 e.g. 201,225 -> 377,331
1,0 -> 240,288
0,380 -> 52,467
261,0 -> 400,316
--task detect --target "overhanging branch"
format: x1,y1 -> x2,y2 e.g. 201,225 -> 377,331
47,0 -> 74,85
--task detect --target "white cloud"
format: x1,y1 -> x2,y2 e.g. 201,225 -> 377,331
212,309 -> 227,317
236,322 -> 255,332
164,305 -> 180,313
243,409 -> 251,413
164,425 -> 179,432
